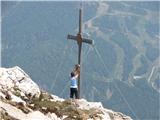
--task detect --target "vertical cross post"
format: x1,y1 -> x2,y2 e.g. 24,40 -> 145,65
67,7 -> 94,99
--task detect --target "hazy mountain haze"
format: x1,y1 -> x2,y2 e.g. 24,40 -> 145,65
1,1 -> 160,119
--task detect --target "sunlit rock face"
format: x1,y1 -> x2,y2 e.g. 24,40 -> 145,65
0,66 -> 132,120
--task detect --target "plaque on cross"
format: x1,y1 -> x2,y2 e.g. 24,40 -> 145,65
67,7 -> 94,99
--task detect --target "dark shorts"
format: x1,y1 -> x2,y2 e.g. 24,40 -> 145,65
70,88 -> 78,99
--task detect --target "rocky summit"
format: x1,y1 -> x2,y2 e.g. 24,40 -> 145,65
0,66 -> 132,120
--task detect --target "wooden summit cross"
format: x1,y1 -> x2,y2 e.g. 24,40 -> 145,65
67,7 -> 94,99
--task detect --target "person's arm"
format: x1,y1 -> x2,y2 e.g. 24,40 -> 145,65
73,64 -> 80,72
72,64 -> 80,79
74,69 -> 80,79
74,73 -> 79,79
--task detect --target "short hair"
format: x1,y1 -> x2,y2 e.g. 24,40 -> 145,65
71,72 -> 75,77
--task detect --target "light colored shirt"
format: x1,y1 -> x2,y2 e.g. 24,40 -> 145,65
70,74 -> 78,88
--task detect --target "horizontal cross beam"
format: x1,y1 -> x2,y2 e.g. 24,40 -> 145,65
67,34 -> 94,45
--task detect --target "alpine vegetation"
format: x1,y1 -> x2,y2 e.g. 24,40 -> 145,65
0,66 -> 132,120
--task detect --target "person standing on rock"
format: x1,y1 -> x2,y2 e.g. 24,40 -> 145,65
70,64 -> 80,100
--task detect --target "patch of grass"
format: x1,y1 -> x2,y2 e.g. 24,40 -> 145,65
13,90 -> 21,97
39,91 -> 53,101
28,91 -> 103,119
